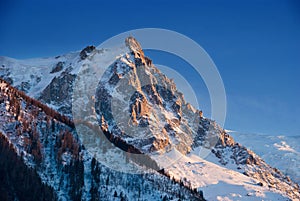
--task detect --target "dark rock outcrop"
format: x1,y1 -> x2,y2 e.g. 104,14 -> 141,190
50,61 -> 64,73
80,45 -> 96,60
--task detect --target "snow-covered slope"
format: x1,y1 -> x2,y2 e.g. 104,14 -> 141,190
0,52 -> 78,97
229,131 -> 300,185
160,149 -> 289,201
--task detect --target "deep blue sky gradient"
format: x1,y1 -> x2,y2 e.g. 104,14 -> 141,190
0,0 -> 299,136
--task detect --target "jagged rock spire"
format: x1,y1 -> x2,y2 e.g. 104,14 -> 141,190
125,36 -> 143,53
125,36 -> 152,66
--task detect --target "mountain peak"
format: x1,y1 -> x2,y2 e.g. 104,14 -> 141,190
125,36 -> 152,66
125,36 -> 143,53
1,39 -> 300,200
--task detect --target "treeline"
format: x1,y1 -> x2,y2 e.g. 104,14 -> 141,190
1,78 -> 87,200
56,130 -> 81,161
158,168 -> 205,201
0,78 -> 74,128
54,130 -> 84,201
0,133 -> 56,201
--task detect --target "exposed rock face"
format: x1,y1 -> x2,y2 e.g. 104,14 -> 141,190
126,36 -> 152,67
50,61 -> 64,73
80,45 -> 96,60
95,37 -> 198,155
125,36 -> 143,53
129,91 -> 150,126
39,71 -> 75,116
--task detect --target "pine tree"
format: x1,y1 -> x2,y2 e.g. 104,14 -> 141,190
106,176 -> 109,185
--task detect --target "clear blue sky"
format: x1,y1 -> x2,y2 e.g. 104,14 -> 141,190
0,0 -> 299,136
